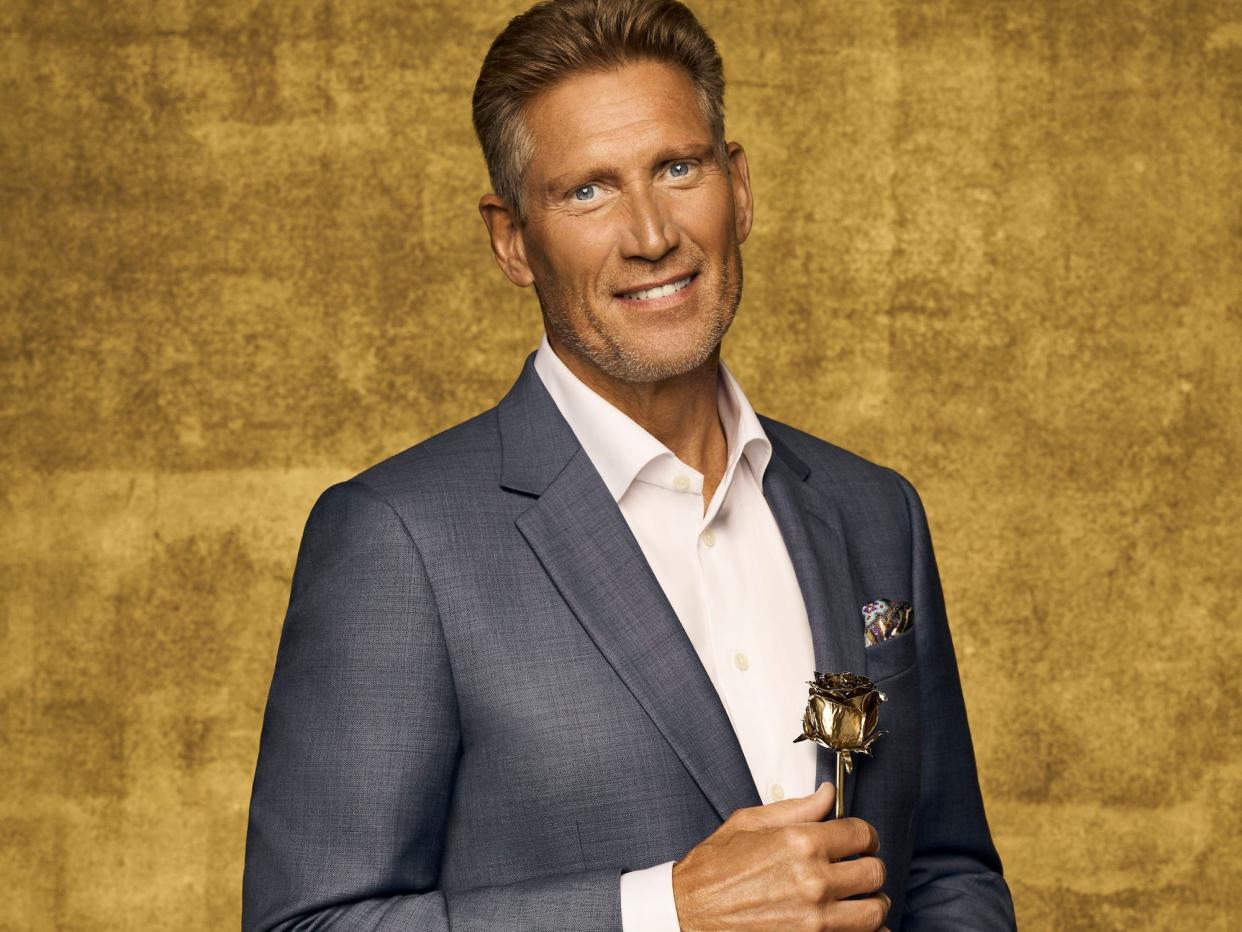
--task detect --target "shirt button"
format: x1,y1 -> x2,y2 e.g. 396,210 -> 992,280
770,783 -> 785,801
673,475 -> 690,491
701,529 -> 715,547
733,651 -> 749,672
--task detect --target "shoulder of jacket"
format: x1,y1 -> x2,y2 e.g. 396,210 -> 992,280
314,405 -> 503,510
757,414 -> 916,496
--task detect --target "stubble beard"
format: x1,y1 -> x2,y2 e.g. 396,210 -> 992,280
539,242 -> 744,385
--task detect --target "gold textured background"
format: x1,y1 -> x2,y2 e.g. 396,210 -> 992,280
2,1 -> 1239,928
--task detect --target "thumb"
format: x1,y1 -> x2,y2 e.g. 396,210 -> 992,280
751,781 -> 836,827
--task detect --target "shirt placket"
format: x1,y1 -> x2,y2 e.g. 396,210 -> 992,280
699,461 -> 780,800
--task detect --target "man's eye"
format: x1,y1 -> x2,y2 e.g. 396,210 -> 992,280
669,161 -> 692,177
572,184 -> 596,201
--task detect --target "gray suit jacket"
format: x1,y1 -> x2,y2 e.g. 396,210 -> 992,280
242,352 -> 1016,931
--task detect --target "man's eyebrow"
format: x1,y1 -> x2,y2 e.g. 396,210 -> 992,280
543,142 -> 719,196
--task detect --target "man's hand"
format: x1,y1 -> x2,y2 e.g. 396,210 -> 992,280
671,782 -> 890,932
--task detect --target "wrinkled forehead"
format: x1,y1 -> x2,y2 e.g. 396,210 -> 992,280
520,59 -> 712,180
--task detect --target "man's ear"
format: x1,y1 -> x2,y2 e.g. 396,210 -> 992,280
725,142 -> 754,245
478,194 -> 534,287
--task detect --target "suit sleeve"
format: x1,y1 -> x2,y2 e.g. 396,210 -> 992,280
242,480 -> 623,931
889,471 -> 1017,931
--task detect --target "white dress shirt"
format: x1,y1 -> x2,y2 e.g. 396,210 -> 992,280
533,333 -> 819,931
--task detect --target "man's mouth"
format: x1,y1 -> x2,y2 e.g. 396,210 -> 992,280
615,272 -> 698,302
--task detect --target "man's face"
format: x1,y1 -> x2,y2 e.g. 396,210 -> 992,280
511,58 -> 753,384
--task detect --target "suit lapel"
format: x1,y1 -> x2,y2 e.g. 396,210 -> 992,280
499,353 -> 760,822
759,423 -> 867,816
515,448 -> 763,822
497,353 -> 864,821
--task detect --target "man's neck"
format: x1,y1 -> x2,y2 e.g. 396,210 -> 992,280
548,337 -> 729,507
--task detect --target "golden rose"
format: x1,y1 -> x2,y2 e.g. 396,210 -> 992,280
793,671 -> 887,773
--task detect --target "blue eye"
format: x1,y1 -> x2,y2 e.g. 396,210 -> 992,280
573,184 -> 596,201
670,161 -> 690,177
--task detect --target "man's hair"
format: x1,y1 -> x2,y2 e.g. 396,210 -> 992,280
472,0 -> 727,225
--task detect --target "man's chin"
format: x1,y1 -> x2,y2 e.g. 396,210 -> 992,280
591,333 -> 725,384
542,295 -> 734,384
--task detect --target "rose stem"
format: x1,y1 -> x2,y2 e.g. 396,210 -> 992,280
835,752 -> 845,820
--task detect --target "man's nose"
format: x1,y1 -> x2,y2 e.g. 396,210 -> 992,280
619,185 -> 679,260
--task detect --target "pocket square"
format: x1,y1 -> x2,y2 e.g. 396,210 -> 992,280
862,599 -> 913,646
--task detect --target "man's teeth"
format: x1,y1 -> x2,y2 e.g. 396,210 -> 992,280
619,275 -> 694,301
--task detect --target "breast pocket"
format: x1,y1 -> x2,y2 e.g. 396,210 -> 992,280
864,630 -> 917,682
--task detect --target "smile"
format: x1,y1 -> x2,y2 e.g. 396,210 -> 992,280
615,273 -> 698,304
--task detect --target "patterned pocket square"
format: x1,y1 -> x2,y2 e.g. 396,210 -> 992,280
862,599 -> 913,646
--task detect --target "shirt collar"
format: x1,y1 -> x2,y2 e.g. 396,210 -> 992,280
532,332 -> 773,503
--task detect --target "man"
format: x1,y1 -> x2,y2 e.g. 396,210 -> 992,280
242,1 -> 1016,929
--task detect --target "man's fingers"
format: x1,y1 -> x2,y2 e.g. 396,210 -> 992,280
823,816 -> 881,860
828,855 -> 886,898
734,781 -> 835,828
825,893 -> 890,931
